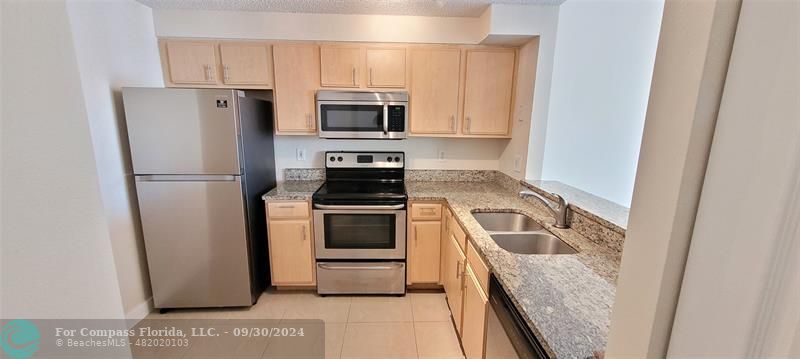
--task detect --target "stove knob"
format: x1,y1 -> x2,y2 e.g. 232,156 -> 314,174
330,156 -> 335,162
337,156 -> 343,162
394,156 -> 401,162
387,156 -> 393,162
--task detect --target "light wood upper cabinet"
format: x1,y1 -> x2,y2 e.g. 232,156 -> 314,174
444,230 -> 467,335
366,48 -> 406,88
273,44 -> 320,134
163,41 -> 219,85
462,265 -> 489,359
463,49 -> 516,136
409,48 -> 461,134
219,43 -> 273,86
320,46 -> 362,87
409,221 -> 442,284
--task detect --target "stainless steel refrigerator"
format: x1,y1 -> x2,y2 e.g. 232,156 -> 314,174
122,88 -> 276,309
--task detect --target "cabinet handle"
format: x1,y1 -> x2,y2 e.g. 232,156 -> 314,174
456,260 -> 462,279
465,116 -> 471,134
369,67 -> 373,86
203,65 -> 210,81
301,225 -> 306,241
413,226 -> 418,247
352,67 -> 356,85
223,65 -> 230,82
450,115 -> 455,131
207,65 -> 214,81
306,113 -> 312,129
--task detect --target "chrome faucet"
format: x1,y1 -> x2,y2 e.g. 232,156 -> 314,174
519,190 -> 570,229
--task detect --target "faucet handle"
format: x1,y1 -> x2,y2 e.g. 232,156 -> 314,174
552,193 -> 568,208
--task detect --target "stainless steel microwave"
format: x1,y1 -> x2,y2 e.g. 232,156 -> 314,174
316,90 -> 408,139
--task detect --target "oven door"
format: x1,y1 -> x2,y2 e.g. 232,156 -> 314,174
313,205 -> 406,259
317,101 -> 406,139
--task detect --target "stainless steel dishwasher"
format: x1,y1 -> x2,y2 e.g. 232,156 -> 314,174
486,274 -> 550,359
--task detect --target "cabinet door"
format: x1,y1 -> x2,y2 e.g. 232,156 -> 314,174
268,220 -> 315,285
444,232 -> 466,335
463,49 -> 516,135
366,48 -> 406,88
273,44 -> 320,133
320,46 -> 362,87
462,265 -> 489,359
164,41 -> 219,85
439,206 -> 452,285
219,43 -> 273,86
409,48 -> 460,134
409,221 -> 442,284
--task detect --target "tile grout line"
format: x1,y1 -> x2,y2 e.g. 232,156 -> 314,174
409,294 -> 421,359
338,296 -> 352,359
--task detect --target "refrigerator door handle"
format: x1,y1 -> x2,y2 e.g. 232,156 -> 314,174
136,175 -> 239,182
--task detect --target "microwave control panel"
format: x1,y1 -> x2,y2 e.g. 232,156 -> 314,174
388,105 -> 406,132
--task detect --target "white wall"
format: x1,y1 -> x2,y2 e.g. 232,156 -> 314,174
535,0 -> 663,206
606,0 -> 741,356
1,0 -> 127,319
153,9 -> 486,44
274,137 -> 507,181
65,0 -> 164,320
499,38 -> 540,179
667,0 -> 800,356
487,4 -> 561,181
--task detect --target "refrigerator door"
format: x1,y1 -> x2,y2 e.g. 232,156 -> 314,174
136,175 -> 253,308
123,88 -> 242,175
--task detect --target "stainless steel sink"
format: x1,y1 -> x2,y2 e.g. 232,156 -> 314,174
489,233 -> 577,255
471,212 -> 544,232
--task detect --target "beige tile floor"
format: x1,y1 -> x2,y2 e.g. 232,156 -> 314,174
143,290 -> 464,359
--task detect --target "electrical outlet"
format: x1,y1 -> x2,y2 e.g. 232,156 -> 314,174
514,155 -> 522,172
438,150 -> 445,160
296,148 -> 306,161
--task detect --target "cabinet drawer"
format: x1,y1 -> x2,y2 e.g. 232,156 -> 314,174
411,203 -> 442,221
267,201 -> 309,219
467,241 -> 490,296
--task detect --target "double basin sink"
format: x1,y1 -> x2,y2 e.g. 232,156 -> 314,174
472,212 -> 576,255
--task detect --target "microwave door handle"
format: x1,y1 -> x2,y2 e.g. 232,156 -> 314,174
383,103 -> 389,135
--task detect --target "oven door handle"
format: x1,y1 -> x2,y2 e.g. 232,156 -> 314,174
383,103 -> 389,135
319,263 -> 404,271
313,204 -> 405,210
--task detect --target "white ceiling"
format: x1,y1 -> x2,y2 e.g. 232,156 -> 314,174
136,0 -> 566,18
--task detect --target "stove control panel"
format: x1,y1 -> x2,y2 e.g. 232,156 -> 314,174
325,151 -> 404,169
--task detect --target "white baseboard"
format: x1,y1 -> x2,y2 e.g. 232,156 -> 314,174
125,297 -> 153,323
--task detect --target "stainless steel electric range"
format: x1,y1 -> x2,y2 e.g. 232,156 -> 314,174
312,151 -> 407,295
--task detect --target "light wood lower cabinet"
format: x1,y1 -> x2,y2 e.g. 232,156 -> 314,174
266,201 -> 315,286
408,202 -> 443,284
440,203 -> 491,358
462,264 -> 489,359
444,228 -> 467,334
409,221 -> 442,283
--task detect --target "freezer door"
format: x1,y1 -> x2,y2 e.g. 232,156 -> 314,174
123,88 -> 242,175
136,175 -> 253,308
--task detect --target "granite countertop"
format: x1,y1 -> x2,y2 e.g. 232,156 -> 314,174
261,180 -> 322,201
264,179 -> 619,358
